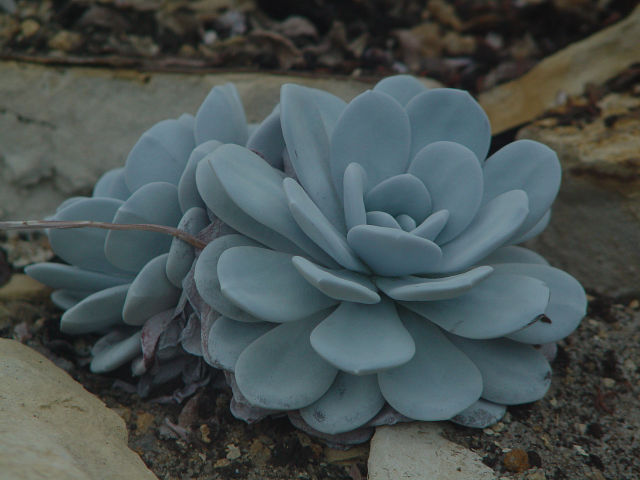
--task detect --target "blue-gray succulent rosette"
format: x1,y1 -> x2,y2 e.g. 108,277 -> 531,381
26,75 -> 586,443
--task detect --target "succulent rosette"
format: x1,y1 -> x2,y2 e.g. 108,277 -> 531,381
25,83 -> 268,389
192,75 -> 587,438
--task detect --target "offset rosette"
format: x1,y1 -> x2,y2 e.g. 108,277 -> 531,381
25,83 -> 271,389
194,75 -> 586,438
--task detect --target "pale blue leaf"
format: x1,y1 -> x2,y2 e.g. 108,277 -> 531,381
292,256 -> 380,304
91,330 -> 142,374
451,399 -> 506,428
235,310 -> 338,409
166,207 -> 209,287
408,141 -> 483,243
378,309 -> 482,420
205,144 -> 337,266
411,209 -> 449,241
406,88 -> 491,162
364,173 -> 432,223
93,167 -> 131,200
330,90 -> 411,192
347,224 -> 442,276
280,84 -> 345,231
246,106 -> 285,168
447,335 -> 551,405
178,140 -> 222,213
51,290 -> 89,310
206,316 -> 274,371
366,211 -> 401,229
481,245 -> 549,265
60,283 -> 130,334
343,163 -> 368,231
438,190 -> 529,274
123,254 -> 181,326
395,214 -> 416,231
491,263 -> 587,344
49,197 -> 124,275
402,273 -> 549,339
25,262 -> 130,292
376,265 -> 493,301
195,83 -> 248,145
483,140 -> 561,239
300,372 -> 385,434
283,177 -> 366,272
104,182 -> 183,272
310,299 -> 415,375
511,209 -> 551,244
373,75 -> 428,106
217,246 -> 338,323
194,234 -> 263,323
124,118 -> 195,192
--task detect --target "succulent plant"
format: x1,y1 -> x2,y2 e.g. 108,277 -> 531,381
191,75 -> 587,439
13,75 -> 586,444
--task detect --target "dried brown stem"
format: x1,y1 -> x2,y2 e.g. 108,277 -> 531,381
0,220 -> 207,249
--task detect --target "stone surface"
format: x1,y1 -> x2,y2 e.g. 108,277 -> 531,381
368,423 -> 496,480
0,273 -> 50,301
0,61 -> 439,219
479,4 -> 640,134
520,92 -> 640,297
0,338 -> 158,480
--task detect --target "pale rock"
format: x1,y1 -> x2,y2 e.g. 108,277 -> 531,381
0,338 -> 158,480
368,423 -> 497,480
48,30 -> 83,52
0,273 -> 50,301
519,92 -> 640,297
479,5 -> 640,134
0,61 -> 439,219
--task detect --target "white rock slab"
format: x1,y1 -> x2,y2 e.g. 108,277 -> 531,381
0,338 -> 158,480
0,61 -> 439,219
368,422 -> 496,480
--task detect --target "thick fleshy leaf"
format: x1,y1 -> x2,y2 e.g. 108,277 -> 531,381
25,263 -> 130,292
124,118 -> 195,192
51,290 -> 88,310
451,399 -> 506,428
343,163 -> 368,230
411,209 -> 449,241
364,174 -> 432,223
447,335 -> 551,405
218,246 -> 338,323
511,209 -> 551,244
280,84 -> 345,231
395,214 -> 416,231
49,197 -> 124,274
483,140 -> 561,238
347,224 -> 442,276
292,256 -> 380,304
373,75 -> 428,106
206,144 -> 337,266
166,207 -> 209,288
491,263 -> 587,344
60,284 -> 130,334
195,83 -> 248,145
378,309 -> 482,420
93,167 -> 130,200
104,182 -> 183,272
408,141 -> 483,243
194,235 -> 263,323
366,211 -> 400,229
247,106 -> 285,168
481,245 -> 549,265
283,177 -> 366,272
376,265 -> 493,301
406,88 -> 491,162
122,254 -> 181,326
91,330 -> 142,373
178,140 -> 222,213
206,316 -> 274,371
300,372 -> 385,434
330,90 -> 411,192
310,299 -> 415,375
235,310 -> 339,409
438,189 -> 529,274
402,273 -> 549,339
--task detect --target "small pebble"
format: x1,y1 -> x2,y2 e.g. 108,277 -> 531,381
602,377 -> 615,388
503,449 -> 529,472
199,424 -> 211,443
214,458 -> 230,468
573,445 -> 589,456
525,469 -> 546,480
226,443 -> 241,460
628,299 -> 639,310
20,19 -> 39,38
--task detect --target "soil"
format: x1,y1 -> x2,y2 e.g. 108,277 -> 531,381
2,1 -> 640,479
